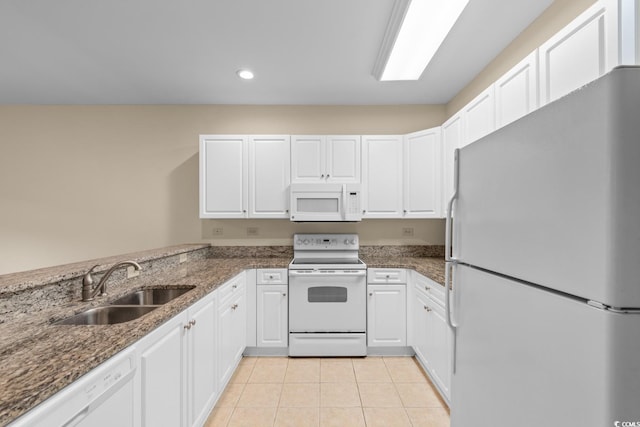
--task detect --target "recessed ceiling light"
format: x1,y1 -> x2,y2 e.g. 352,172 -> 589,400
237,69 -> 254,80
373,0 -> 469,81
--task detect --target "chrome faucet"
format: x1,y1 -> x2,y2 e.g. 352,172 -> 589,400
81,261 -> 142,302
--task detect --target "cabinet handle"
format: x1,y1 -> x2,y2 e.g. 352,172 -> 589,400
424,305 -> 432,312
425,286 -> 431,291
282,292 -> 287,296
232,284 -> 237,289
190,319 -> 196,326
231,304 -> 238,310
184,323 -> 192,330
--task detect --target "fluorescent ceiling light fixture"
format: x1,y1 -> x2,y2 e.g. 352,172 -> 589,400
236,69 -> 254,80
373,0 -> 469,81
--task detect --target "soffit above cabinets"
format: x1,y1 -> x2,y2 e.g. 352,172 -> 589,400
0,0 -> 552,105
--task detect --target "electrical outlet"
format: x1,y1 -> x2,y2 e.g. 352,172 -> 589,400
402,227 -> 414,237
247,227 -> 259,236
212,227 -> 223,236
179,253 -> 187,263
127,265 -> 140,278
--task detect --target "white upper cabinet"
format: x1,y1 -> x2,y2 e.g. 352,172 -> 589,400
291,135 -> 360,184
248,135 -> 291,218
462,85 -> 496,147
495,51 -> 539,128
403,128 -> 442,218
361,135 -> 403,218
539,0 -> 619,105
199,135 -> 248,219
441,113 -> 462,215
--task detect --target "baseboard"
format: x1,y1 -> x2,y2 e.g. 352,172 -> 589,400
366,346 -> 415,356
243,347 -> 289,356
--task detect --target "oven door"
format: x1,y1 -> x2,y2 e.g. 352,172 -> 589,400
289,270 -> 366,332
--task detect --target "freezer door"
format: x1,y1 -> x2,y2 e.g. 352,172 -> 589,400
452,66 -> 640,308
450,264 -> 640,427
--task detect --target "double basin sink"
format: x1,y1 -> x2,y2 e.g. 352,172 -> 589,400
54,287 -> 195,326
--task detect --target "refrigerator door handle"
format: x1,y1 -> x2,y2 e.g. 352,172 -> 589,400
445,261 -> 458,330
445,148 -> 460,328
445,148 -> 460,263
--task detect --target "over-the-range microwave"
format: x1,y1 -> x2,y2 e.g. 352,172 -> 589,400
290,183 -> 362,222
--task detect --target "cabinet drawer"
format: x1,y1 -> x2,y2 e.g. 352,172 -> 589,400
256,268 -> 288,285
413,273 -> 445,306
218,273 -> 246,305
367,268 -> 407,283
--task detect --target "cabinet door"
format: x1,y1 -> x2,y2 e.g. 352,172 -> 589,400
257,284 -> 288,347
361,135 -> 403,218
218,281 -> 246,390
403,128 -> 441,218
291,135 -> 325,183
462,85 -> 495,147
248,135 -> 291,218
188,295 -> 217,427
423,295 -> 452,402
539,1 -> 618,105
326,135 -> 361,183
217,299 -> 236,390
495,51 -> 539,129
139,312 -> 188,427
442,113 -> 462,216
412,288 -> 430,364
199,135 -> 248,218
367,284 -> 406,347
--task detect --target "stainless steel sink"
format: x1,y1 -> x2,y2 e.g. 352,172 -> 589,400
53,306 -> 159,325
110,287 -> 195,305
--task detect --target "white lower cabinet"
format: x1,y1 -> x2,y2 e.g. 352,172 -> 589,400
412,274 -> 452,404
367,283 -> 406,347
257,284 -> 288,347
138,291 -> 218,427
217,273 -> 247,391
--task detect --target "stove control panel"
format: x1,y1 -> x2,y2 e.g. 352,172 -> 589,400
293,233 -> 359,250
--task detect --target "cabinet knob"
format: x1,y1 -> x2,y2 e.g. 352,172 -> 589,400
286,209 -> 289,213
404,210 -> 407,213
321,174 -> 325,178
243,210 -> 246,213
184,323 -> 192,330
326,174 -> 330,178
282,292 -> 287,297
362,210 -> 366,214
190,319 -> 196,326
232,284 -> 237,289
424,305 -> 432,312
231,304 -> 238,310
425,286 -> 430,291
386,274 -> 390,279
269,275 -> 274,279
369,292 -> 373,296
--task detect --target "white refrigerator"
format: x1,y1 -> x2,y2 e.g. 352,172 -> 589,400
447,66 -> 640,427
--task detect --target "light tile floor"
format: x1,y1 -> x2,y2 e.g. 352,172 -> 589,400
205,356 -> 450,427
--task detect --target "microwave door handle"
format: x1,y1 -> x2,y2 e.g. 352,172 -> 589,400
342,184 -> 347,220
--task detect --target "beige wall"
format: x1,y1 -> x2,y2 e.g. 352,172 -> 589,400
0,105 -> 445,275
446,0 -> 597,118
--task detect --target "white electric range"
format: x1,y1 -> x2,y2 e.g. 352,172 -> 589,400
288,233 -> 367,356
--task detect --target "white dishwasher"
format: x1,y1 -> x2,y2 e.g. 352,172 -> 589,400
9,346 -> 136,427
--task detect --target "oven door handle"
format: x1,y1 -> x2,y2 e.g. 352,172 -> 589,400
289,270 -> 367,277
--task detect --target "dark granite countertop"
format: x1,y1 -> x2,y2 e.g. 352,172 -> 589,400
0,251 -> 444,426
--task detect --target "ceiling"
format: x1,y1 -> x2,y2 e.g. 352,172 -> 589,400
0,0 -> 554,105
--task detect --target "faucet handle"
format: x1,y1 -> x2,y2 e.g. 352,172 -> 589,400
83,265 -> 99,287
